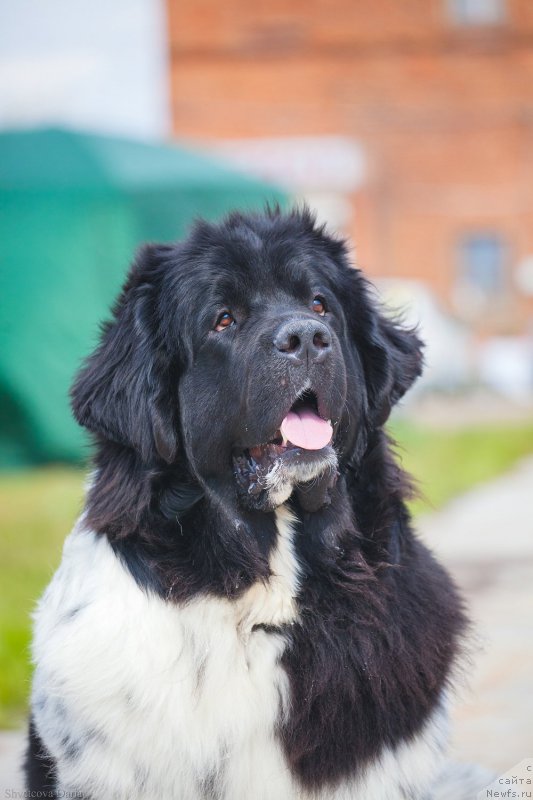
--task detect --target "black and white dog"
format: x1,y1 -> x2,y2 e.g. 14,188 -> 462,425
27,208 -> 471,799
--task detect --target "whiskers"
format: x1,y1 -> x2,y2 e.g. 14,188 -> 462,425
260,448 -> 339,509
295,460 -> 336,493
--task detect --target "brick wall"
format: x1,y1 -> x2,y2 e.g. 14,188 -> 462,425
167,0 -> 533,333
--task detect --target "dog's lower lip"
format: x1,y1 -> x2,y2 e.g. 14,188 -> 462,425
233,434 -> 335,497
233,400 -> 334,496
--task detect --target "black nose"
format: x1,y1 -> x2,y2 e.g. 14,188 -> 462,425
273,318 -> 331,365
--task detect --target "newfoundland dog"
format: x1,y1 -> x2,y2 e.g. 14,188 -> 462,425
26,208 -> 470,799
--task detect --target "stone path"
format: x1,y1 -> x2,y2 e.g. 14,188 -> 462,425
0,730 -> 24,795
1,457 -> 532,791
417,456 -> 533,774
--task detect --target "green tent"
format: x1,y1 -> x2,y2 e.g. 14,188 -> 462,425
0,128 -> 286,467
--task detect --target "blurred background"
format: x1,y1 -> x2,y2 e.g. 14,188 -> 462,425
1,0 -> 532,786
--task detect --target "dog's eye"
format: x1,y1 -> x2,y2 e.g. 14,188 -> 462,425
214,311 -> 235,332
312,296 -> 327,316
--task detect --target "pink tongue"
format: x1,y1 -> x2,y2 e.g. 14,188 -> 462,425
280,409 -> 333,450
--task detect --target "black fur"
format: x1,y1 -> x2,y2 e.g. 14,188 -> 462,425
27,207 -> 466,795
25,717 -> 57,797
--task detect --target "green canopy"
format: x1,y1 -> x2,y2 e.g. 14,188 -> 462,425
0,128 -> 286,467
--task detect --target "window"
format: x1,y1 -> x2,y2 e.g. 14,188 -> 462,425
457,233 -> 507,297
447,0 -> 505,25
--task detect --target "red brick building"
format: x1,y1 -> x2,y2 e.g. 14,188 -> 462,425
167,0 -> 533,333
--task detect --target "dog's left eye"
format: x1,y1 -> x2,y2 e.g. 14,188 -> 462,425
312,296 -> 327,316
214,311 -> 236,332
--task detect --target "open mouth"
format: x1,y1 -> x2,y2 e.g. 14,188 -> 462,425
233,391 -> 334,497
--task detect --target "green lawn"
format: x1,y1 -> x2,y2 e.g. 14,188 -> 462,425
390,420 -> 533,516
1,420 -> 533,728
0,468 -> 85,729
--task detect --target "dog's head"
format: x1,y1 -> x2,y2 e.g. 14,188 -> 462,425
71,208 -> 423,514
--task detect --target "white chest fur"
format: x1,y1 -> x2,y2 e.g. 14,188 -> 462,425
31,507 -> 449,800
32,509 -> 301,800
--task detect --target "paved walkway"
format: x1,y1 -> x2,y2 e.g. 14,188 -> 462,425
0,730 -> 24,795
417,456 -> 533,774
2,457 -> 532,791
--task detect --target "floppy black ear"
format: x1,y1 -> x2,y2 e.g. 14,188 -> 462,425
351,276 -> 424,427
71,246 -> 179,464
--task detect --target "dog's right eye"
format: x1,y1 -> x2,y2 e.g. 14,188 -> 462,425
214,311 -> 235,332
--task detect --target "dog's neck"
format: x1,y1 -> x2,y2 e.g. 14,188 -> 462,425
83,428 -> 411,603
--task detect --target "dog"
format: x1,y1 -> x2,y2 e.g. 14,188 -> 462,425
26,207 -> 472,799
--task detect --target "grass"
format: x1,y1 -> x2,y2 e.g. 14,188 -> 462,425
0,468 -> 85,729
389,420 -> 533,516
1,420 -> 532,728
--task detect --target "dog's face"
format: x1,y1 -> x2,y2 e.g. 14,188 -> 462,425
174,219 -> 352,512
72,210 -> 423,514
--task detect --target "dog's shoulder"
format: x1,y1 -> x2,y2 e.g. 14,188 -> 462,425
30,517 -> 297,798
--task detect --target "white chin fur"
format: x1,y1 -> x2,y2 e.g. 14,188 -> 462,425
265,450 -> 338,508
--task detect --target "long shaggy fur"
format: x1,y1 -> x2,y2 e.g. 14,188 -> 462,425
26,207 -> 469,800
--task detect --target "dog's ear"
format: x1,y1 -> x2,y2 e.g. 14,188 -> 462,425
350,275 -> 424,426
71,245 -> 179,464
